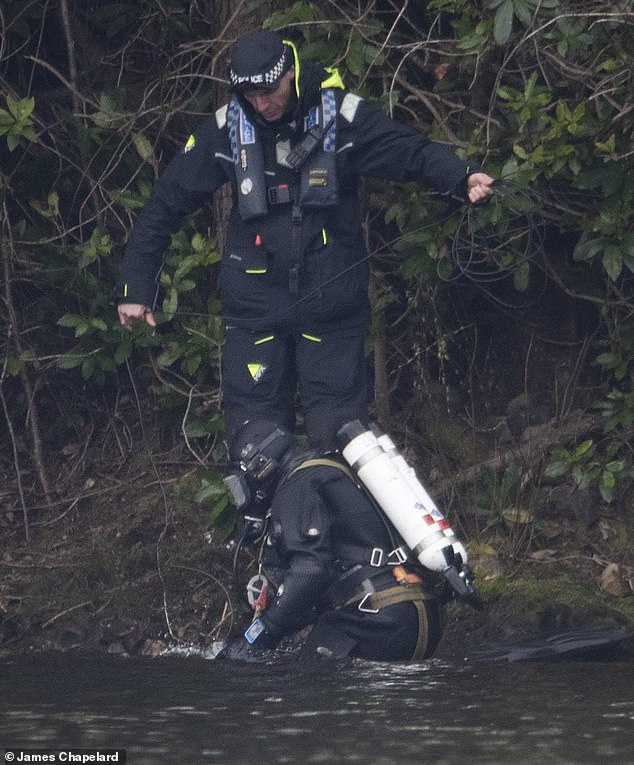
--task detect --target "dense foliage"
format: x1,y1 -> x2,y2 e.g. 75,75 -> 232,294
1,0 -> 633,545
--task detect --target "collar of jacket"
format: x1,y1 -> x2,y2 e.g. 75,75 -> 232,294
283,39 -> 345,97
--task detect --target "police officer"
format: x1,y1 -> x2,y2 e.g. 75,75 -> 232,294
224,419 -> 445,662
115,30 -> 494,449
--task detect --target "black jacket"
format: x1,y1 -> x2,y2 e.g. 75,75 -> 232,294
260,457 -> 399,640
115,60 -> 474,332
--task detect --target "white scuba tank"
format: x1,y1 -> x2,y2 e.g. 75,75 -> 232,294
337,421 -> 468,573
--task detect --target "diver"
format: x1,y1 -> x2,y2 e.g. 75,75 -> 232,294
221,419 -> 472,662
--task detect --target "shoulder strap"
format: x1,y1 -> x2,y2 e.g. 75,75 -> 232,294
288,457 -> 355,481
226,96 -> 268,220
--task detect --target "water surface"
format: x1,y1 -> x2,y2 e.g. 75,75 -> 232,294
2,652 -> 633,764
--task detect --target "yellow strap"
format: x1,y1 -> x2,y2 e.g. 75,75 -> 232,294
283,39 -> 301,98
282,40 -> 344,98
411,599 -> 430,661
360,586 -> 433,661
365,585 -> 432,611
289,457 -> 355,481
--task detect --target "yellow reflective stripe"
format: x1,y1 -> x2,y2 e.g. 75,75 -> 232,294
283,39 -> 301,99
254,335 -> 275,345
302,333 -> 322,343
322,228 -> 327,245
321,67 -> 345,90
123,284 -> 128,297
245,269 -> 267,274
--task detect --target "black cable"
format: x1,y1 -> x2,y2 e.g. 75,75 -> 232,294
442,180 -> 549,310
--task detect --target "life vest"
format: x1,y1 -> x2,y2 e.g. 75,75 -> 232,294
223,51 -> 344,221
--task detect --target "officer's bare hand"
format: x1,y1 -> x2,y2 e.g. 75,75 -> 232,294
467,172 -> 494,204
117,302 -> 156,331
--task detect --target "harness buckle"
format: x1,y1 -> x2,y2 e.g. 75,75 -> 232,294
267,184 -> 291,205
387,546 -> 409,565
357,593 -> 380,614
370,547 -> 385,567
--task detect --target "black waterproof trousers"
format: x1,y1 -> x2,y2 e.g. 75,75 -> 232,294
222,324 -> 370,450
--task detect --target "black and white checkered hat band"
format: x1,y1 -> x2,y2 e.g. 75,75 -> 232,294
230,49 -> 289,89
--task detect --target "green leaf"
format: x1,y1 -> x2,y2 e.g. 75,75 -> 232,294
621,233 -> 634,273
7,356 -> 22,375
191,234 -> 205,253
58,355 -> 85,370
132,132 -> 155,164
195,482 -> 228,502
344,34 -> 366,77
74,320 -> 91,337
544,460 -> 569,478
57,314 -> 83,328
0,108 -> 14,129
184,354 -> 201,375
599,469 -> 615,502
602,246 -> 622,281
494,0 -> 515,44
513,0 -> 534,26
574,439 -> 594,458
573,238 -> 603,262
114,343 -> 131,364
81,357 -> 96,380
594,352 -> 620,369
163,289 -> 178,318
211,503 -> 237,540
513,261 -> 530,291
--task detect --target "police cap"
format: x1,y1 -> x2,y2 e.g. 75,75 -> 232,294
229,30 -> 292,93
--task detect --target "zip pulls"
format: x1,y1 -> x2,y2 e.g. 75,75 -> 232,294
250,227 -> 327,248
245,227 -> 329,287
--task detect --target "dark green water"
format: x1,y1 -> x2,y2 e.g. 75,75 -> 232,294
1,652 -> 633,764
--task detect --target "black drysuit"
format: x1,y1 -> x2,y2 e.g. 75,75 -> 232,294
257,456 -> 444,662
115,58 -> 475,447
